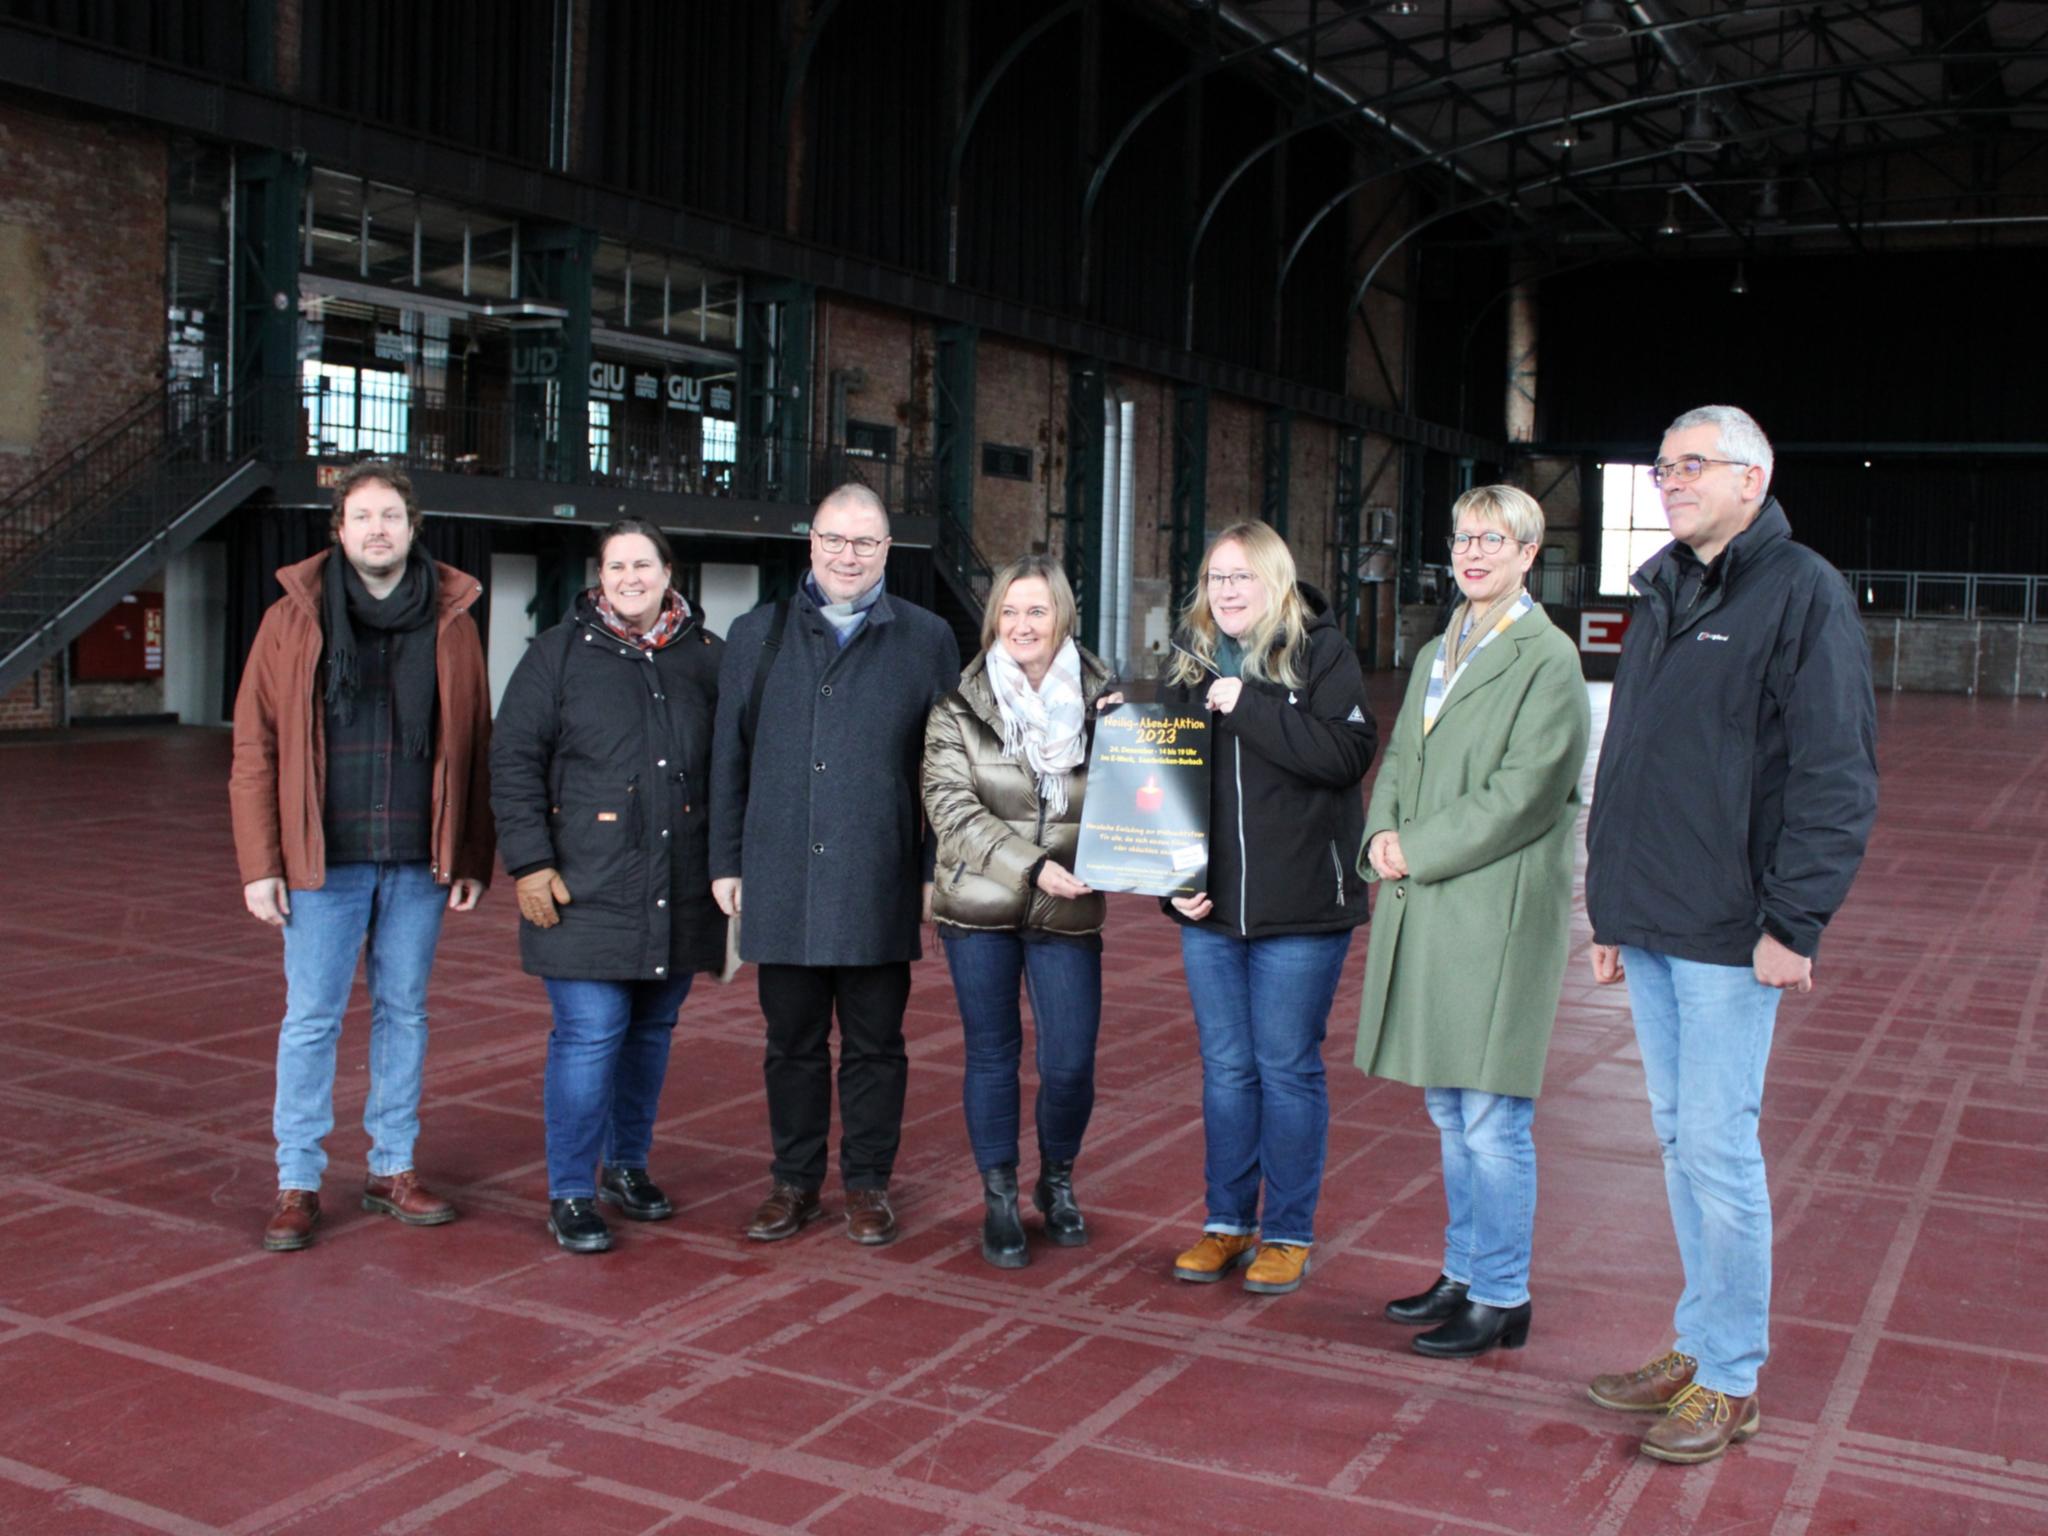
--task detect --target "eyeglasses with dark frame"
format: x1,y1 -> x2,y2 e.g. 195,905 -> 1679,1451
812,531 -> 889,557
1446,530 -> 1532,554
1649,455 -> 1751,488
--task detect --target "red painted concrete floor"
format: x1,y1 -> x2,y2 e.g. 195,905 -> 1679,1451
2,682 -> 2045,1536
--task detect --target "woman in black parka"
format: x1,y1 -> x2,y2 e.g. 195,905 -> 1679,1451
491,519 -> 726,1255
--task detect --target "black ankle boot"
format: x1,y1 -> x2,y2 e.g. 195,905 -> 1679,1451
1032,1159 -> 1088,1246
1383,1274 -> 1468,1325
548,1197 -> 613,1255
980,1164 -> 1029,1268
1411,1298 -> 1532,1358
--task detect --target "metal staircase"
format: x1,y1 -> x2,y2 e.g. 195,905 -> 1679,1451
0,384 -> 274,698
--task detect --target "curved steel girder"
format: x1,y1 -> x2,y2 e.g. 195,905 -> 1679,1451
1280,46 -> 2024,300
945,0 -> 1086,284
1339,101 -> 2048,329
1179,0 -> 1928,323
779,0 -> 848,162
1079,1 -> 1379,234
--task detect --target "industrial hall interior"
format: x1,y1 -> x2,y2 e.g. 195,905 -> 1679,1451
0,0 -> 2043,1533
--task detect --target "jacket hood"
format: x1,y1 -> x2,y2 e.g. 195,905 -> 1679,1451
274,548 -> 482,622
1637,496 -> 1791,591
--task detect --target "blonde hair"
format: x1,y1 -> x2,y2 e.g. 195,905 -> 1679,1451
1452,484 -> 1546,548
980,554 -> 1077,655
1167,522 -> 1308,690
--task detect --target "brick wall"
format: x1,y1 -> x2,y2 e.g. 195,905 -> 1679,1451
0,660 -> 58,729
1206,396 -> 1262,534
815,297 -> 918,469
69,679 -> 167,719
972,335 -> 1060,566
0,99 -> 169,728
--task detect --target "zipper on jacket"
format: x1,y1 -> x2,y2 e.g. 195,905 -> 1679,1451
1329,841 -> 1345,906
1235,739 -> 1249,936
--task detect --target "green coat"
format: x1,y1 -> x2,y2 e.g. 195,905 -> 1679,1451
1353,603 -> 1591,1099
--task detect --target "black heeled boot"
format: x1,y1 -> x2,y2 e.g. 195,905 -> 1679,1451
980,1164 -> 1029,1268
1383,1274 -> 1469,1325
1411,1299 -> 1532,1358
1032,1159 -> 1088,1247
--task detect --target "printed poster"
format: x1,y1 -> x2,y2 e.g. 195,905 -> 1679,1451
1075,704 -> 1211,897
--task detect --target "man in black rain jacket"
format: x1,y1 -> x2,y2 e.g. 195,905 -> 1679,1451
1583,404 -> 1877,1466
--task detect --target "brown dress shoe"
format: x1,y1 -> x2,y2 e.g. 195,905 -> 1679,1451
845,1187 -> 898,1246
1640,1384 -> 1761,1463
263,1190 -> 321,1252
361,1170 -> 457,1226
746,1182 -> 824,1241
1588,1350 -> 1697,1412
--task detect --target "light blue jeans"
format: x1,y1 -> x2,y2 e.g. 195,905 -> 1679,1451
1423,1087 -> 1536,1308
1180,925 -> 1353,1248
274,861 -> 447,1192
1622,946 -> 1783,1398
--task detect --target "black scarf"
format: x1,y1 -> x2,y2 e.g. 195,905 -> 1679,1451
323,547 -> 440,760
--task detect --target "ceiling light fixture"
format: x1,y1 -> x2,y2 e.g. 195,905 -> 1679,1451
1730,261 -> 1748,296
1553,118 -> 1580,150
1656,194 -> 1683,238
1384,0 -> 1420,14
1570,0 -> 1630,42
1756,175 -> 1783,220
1676,98 -> 1723,154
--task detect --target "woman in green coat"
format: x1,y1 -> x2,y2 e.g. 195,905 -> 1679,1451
1355,484 -> 1591,1359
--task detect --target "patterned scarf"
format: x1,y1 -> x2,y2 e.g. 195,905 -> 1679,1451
1422,591 -> 1533,736
804,572 -> 884,648
984,637 -> 1087,816
593,586 -> 692,651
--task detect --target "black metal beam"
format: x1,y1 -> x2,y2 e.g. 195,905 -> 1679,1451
0,22 -> 1502,463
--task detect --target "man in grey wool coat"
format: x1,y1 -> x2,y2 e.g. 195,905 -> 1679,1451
711,483 -> 961,1246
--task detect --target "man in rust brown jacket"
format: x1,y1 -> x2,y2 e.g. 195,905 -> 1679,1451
229,462 -> 494,1252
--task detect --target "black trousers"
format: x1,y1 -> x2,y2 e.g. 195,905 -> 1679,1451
758,962 -> 912,1192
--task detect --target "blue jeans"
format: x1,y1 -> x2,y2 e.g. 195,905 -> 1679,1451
1424,1088 -> 1537,1308
1622,946 -> 1783,1397
1179,925 -> 1353,1248
542,973 -> 694,1199
940,928 -> 1102,1172
275,861 -> 448,1191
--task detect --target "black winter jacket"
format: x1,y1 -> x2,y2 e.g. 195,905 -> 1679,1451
1160,588 -> 1378,939
490,596 -> 727,980
1585,499 -> 1877,966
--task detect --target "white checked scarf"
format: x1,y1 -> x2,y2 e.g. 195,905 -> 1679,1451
985,636 -> 1088,816
1422,591 -> 1533,736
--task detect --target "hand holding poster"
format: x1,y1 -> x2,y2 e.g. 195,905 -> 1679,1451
1075,703 -> 1211,897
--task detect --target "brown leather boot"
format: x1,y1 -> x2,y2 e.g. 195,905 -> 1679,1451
263,1190 -> 321,1252
1640,1384 -> 1761,1463
1588,1350 -> 1697,1412
362,1170 -> 457,1226
845,1187 -> 898,1245
746,1182 -> 823,1241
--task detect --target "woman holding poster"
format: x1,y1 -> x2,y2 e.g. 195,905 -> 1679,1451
923,556 -> 1120,1269
1160,522 -> 1378,1296
1354,485 -> 1590,1358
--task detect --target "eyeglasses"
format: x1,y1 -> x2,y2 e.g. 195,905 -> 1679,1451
1649,455 -> 1750,488
813,531 -> 887,557
1205,570 -> 1258,591
1446,531 -> 1528,555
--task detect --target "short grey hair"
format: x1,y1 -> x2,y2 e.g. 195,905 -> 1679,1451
1452,484 -> 1545,548
1665,404 -> 1774,493
816,481 -> 891,531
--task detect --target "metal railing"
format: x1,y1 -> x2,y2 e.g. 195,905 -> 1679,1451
0,384 -> 264,662
1841,570 -> 2044,623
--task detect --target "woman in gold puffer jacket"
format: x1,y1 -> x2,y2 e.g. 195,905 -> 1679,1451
923,555 -> 1118,1269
